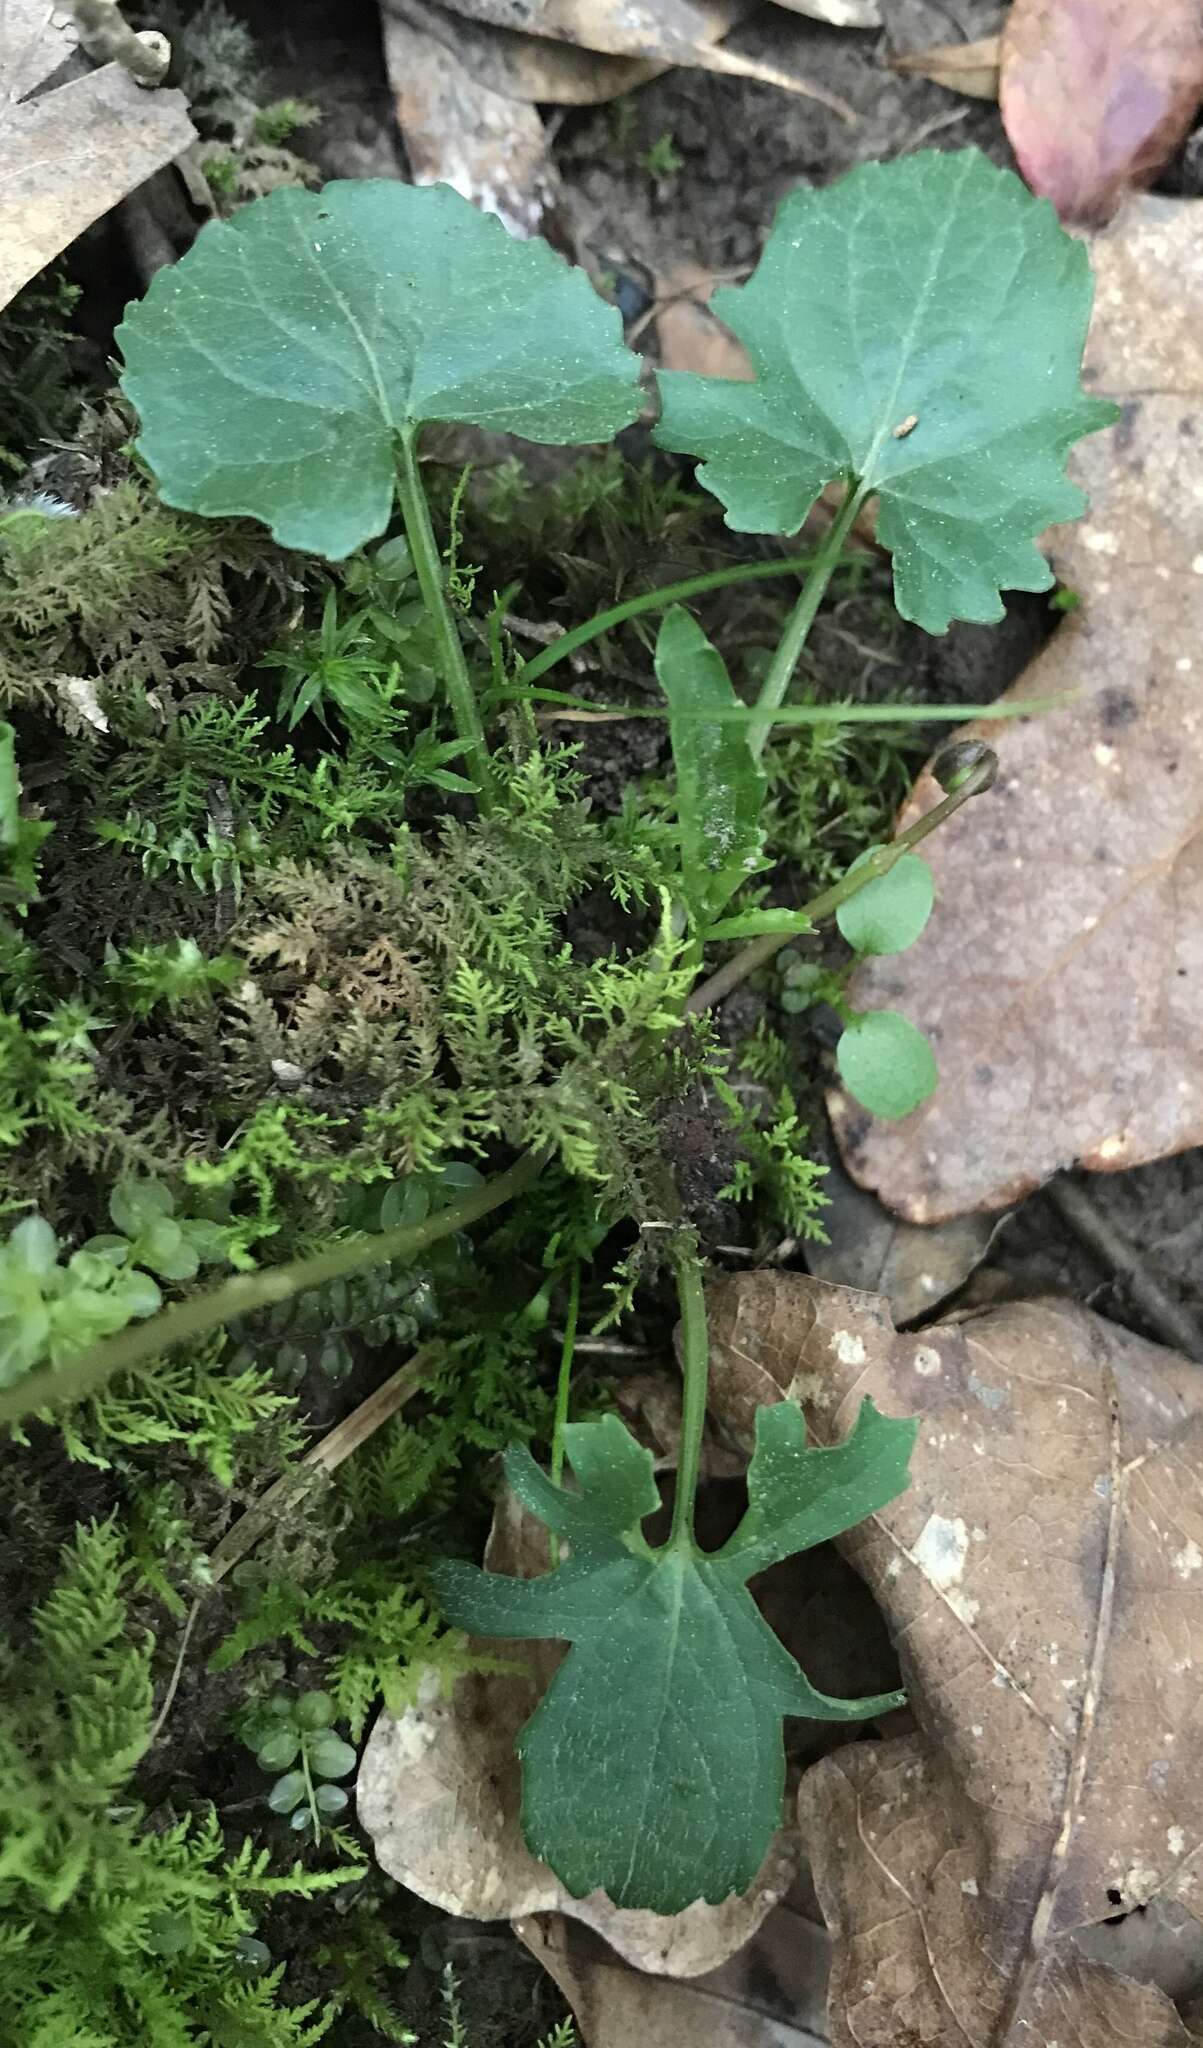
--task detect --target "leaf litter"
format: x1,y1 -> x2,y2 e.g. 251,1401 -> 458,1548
0,0 -> 195,309
830,188 -> 1203,1223
708,1270 -> 1203,2045
1001,0 -> 1203,226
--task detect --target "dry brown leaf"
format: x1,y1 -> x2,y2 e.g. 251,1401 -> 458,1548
828,191 -> 1203,1223
1,0 -> 78,100
381,12 -> 560,235
773,0 -> 879,24
384,0 -> 857,116
1001,0 -> 1203,225
891,34 -> 1001,101
385,0 -> 660,106
654,263 -> 755,379
519,1896 -> 833,2047
803,1149 -> 995,1321
707,1270 -> 1203,2044
0,51 -> 194,310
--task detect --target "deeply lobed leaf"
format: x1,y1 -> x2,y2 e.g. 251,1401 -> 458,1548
432,1397 -> 915,1912
117,180 -> 642,559
655,149 -> 1118,632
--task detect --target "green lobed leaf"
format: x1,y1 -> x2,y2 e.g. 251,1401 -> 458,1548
432,1398 -> 915,1913
117,180 -> 642,560
836,849 -> 933,957
836,1009 -> 937,1120
655,150 -> 1118,632
654,606 -> 766,926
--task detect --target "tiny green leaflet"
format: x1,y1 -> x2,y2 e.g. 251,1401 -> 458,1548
117,181 -> 642,560
837,1009 -> 937,1121
432,1398 -> 915,1913
655,149 -> 1118,632
837,848 -> 934,957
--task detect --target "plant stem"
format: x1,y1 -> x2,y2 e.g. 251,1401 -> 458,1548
747,486 -> 866,763
0,1151 -> 544,1428
394,424 -> 492,807
519,550 -> 830,686
299,1736 -> 321,1844
669,1244 -> 709,1552
549,1263 -> 580,1491
548,1261 -> 581,1567
684,748 -> 996,1014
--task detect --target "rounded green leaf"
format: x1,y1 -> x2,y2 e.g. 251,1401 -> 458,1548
10,1217 -> 58,1276
836,1011 -> 937,1120
313,1781 -> 349,1816
295,1689 -> 336,1731
836,850 -> 934,957
655,150 -> 1118,632
256,1728 -> 301,1771
138,1217 -> 200,1282
306,1731 -> 357,1780
117,181 -> 642,560
267,1770 -> 308,1813
109,1179 -> 174,1238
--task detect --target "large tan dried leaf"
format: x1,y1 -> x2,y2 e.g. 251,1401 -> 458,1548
383,0 -> 857,116
891,34 -> 1001,101
0,48 -> 194,309
803,1150 -> 995,1321
654,264 -> 755,380
829,192 -> 1203,1223
1001,0 -> 1203,225
519,1898 -> 832,2047
385,0 -> 660,107
707,1271 -> 1203,2045
773,0 -> 879,24
381,11 -> 560,236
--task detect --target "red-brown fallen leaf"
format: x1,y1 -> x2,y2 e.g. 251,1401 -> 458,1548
828,190 -> 1203,1225
1001,0 -> 1203,225
708,1271 -> 1203,2046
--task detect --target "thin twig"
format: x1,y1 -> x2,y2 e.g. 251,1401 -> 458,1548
70,0 -> 169,83
1044,1178 -> 1203,1362
147,1595 -> 200,1748
207,1347 -> 437,1584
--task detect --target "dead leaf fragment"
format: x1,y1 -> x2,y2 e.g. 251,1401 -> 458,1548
382,13 -> 560,235
383,0 -> 857,116
803,1148 -> 994,1321
1001,0 -> 1203,225
892,34 -> 1001,101
385,0 -> 661,106
829,191 -> 1203,1223
773,0 -> 879,24
653,264 -> 754,379
0,62 -> 195,310
520,1897 -> 833,2047
708,1271 -> 1203,2044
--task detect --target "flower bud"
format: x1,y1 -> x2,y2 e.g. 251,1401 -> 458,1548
932,740 -> 998,795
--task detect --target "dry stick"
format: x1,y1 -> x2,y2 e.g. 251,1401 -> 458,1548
685,749 -> 998,1016
207,1346 -> 438,1585
146,1349 -> 437,1745
0,1149 -> 542,1428
1045,1177 -> 1203,1364
70,0 -> 169,82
